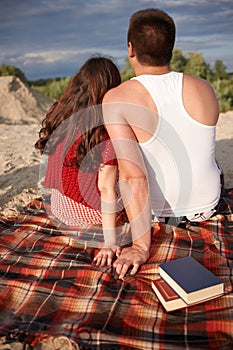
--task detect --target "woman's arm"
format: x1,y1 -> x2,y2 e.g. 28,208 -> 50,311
93,164 -> 119,266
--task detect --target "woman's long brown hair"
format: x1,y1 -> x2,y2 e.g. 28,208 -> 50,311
35,56 -> 121,170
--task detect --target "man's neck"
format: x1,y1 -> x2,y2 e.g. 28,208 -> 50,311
134,65 -> 170,76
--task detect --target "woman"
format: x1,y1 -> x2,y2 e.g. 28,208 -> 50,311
35,56 -> 123,266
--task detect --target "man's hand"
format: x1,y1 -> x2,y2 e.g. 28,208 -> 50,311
113,245 -> 150,279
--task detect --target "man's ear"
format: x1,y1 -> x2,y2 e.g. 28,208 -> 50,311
128,42 -> 135,58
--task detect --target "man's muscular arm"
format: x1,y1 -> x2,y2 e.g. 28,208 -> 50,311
103,86 -> 152,279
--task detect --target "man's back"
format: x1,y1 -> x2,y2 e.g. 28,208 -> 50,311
104,72 -> 221,219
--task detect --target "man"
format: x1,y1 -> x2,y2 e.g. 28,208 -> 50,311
103,8 -> 221,279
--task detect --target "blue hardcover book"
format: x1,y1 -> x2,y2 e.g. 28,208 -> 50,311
159,256 -> 224,304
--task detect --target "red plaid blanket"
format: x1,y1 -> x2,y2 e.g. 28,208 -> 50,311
0,189 -> 232,349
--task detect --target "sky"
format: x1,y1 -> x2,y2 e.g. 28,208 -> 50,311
0,0 -> 232,80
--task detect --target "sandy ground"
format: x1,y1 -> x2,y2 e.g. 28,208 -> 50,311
0,111 -> 233,216
215,111 -> 233,187
0,123 -> 42,215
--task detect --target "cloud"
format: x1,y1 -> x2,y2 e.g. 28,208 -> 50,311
0,47 -> 124,79
0,0 -> 232,79
6,48 -> 123,66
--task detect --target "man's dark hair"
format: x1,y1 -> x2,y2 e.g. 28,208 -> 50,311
127,8 -> 176,66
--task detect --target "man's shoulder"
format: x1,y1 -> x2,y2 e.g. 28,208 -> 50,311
182,74 -> 219,123
103,80 -> 141,103
183,74 -> 212,90
183,73 -> 217,101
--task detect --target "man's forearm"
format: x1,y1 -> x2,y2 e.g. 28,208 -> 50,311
119,175 -> 151,251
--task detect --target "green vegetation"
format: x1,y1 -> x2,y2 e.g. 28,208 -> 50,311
0,64 -> 27,84
120,58 -> 135,81
0,49 -> 232,112
29,77 -> 70,100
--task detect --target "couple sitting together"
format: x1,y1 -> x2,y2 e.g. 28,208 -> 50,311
35,8 -> 222,280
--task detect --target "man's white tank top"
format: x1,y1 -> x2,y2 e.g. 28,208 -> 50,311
131,72 -> 221,217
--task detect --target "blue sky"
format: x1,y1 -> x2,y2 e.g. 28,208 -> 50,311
0,0 -> 232,80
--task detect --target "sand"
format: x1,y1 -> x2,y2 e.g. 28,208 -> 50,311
215,111 -> 233,187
